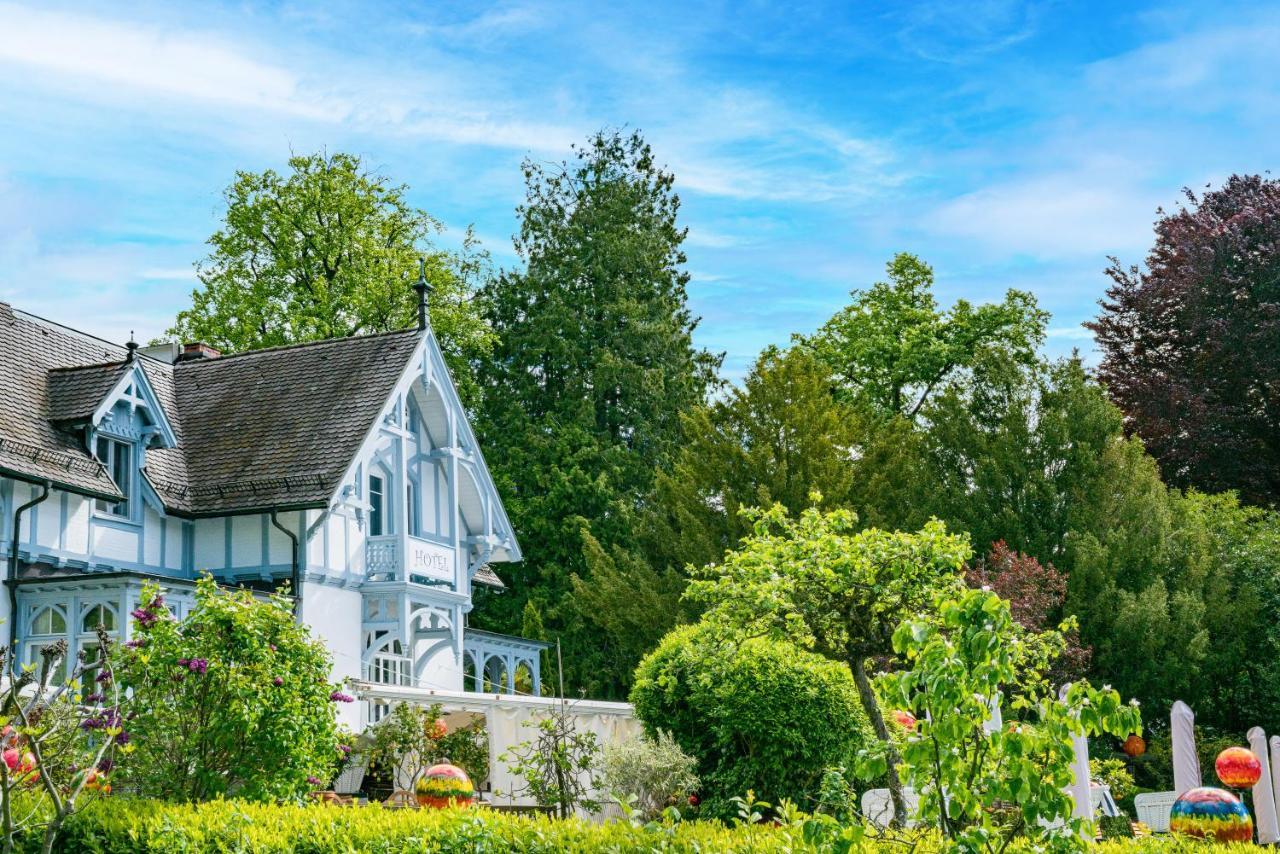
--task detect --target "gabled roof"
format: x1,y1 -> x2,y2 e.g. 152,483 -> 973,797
0,304 -> 124,500
0,302 -> 422,516
146,330 -> 421,515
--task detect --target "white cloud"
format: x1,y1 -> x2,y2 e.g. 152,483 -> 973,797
928,170 -> 1160,259
1047,325 -> 1094,340
0,3 -> 336,118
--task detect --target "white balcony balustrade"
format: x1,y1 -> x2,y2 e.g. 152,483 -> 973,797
365,534 -> 456,585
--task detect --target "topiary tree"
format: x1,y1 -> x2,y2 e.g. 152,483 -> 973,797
684,501 -> 971,823
630,620 -> 873,819
112,577 -> 346,801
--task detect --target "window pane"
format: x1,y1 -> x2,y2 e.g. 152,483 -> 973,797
369,475 -> 384,536
83,604 -> 117,633
111,443 -> 131,516
27,644 -> 66,686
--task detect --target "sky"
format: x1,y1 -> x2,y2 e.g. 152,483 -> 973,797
1,1 -> 1278,380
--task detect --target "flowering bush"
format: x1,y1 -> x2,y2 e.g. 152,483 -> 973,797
112,577 -> 345,801
367,702 -> 488,796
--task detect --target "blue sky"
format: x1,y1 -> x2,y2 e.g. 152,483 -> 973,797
1,1 -> 1277,379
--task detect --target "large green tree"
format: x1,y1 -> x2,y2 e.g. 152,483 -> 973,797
798,253 -> 1047,419
167,151 -> 493,401
472,131 -> 719,696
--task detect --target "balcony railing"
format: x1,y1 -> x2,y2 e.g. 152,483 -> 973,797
365,534 -> 456,585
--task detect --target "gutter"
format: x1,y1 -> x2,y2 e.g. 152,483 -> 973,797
7,481 -> 51,658
269,509 -> 303,622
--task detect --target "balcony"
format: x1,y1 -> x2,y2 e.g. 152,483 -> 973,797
463,630 -> 550,696
365,534 -> 456,585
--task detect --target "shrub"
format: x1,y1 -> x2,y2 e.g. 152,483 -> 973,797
1091,758 -> 1137,804
41,798 -> 815,853
599,730 -> 699,820
631,621 -> 873,819
112,577 -> 345,801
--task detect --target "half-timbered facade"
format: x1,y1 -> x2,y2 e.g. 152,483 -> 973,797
0,298 -> 546,729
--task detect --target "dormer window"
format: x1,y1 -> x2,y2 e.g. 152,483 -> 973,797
94,436 -> 132,518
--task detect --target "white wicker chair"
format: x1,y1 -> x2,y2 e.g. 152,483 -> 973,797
1134,791 -> 1178,833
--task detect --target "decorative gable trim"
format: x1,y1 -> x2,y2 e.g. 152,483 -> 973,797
91,364 -> 178,449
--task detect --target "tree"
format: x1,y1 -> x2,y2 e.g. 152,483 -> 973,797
798,253 -> 1047,420
880,587 -> 1141,851
646,346 -> 874,574
166,151 -> 494,403
922,356 -> 1122,568
499,702 -> 602,818
630,621 -> 871,820
1089,175 -> 1280,506
966,542 -> 1090,682
685,502 -> 972,823
472,130 -> 719,694
113,578 -> 344,801
0,629 -> 127,854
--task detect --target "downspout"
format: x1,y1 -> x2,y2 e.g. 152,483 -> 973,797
7,481 -> 51,657
269,509 -> 302,622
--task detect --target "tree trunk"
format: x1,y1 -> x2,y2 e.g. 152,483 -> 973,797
850,655 -> 908,827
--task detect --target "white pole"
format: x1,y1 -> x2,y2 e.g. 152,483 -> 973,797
1248,727 -> 1279,843
1171,701 -> 1200,796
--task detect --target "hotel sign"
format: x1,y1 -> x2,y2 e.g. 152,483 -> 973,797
408,538 -> 453,580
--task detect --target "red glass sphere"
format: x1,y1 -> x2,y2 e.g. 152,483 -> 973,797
1215,746 -> 1262,789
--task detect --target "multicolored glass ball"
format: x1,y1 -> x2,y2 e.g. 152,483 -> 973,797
1170,786 -> 1254,843
415,763 -> 475,809
1216,746 -> 1263,789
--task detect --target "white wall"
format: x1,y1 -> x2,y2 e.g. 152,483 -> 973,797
303,582 -> 363,730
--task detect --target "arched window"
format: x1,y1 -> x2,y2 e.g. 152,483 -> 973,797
29,606 -> 66,636
82,603 -> 117,633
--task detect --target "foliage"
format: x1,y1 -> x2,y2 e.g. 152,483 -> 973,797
645,346 -> 870,576
0,629 -> 127,854
165,151 -> 494,403
112,578 -> 343,802
967,542 -> 1090,681
798,252 -> 1047,419
630,620 -> 873,820
366,703 -> 488,794
499,702 -> 602,818
598,730 -> 699,820
878,587 -> 1142,853
1089,174 -> 1280,506
472,129 -> 719,697
685,501 -> 971,822
815,767 -> 860,823
1090,758 -> 1137,804
34,797 -> 834,854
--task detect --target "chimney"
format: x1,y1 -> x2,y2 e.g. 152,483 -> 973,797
176,342 -> 222,363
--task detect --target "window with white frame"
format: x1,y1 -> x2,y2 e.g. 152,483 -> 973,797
25,605 -> 68,685
369,474 -> 386,536
94,436 -> 133,518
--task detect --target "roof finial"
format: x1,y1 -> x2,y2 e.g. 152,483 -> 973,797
413,257 -> 432,331
125,331 -> 138,363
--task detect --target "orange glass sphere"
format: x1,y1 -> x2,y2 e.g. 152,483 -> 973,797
892,710 -> 917,731
1122,734 -> 1146,757
1216,746 -> 1262,789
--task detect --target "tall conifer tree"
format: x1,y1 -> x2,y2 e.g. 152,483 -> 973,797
472,131 -> 719,696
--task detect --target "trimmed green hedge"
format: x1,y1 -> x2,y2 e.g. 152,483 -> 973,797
41,799 -> 811,853
23,798 -> 1272,853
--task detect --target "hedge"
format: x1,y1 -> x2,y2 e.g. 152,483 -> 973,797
37,799 -> 811,853
23,798 -> 1269,853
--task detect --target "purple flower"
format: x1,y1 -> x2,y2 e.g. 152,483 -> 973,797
176,658 -> 189,667
130,608 -> 158,628
115,730 -> 130,745
95,670 -> 112,683
272,677 -> 283,687
306,776 -> 323,787
124,639 -> 145,649
85,692 -> 104,703
329,691 -> 354,703
268,644 -> 277,652
97,758 -> 114,773
187,659 -> 208,674
338,744 -> 352,755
